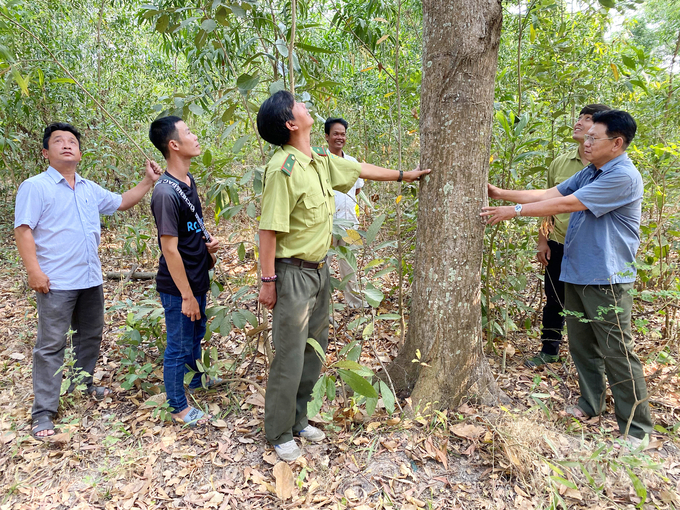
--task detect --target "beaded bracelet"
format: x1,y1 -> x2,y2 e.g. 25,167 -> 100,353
261,275 -> 277,283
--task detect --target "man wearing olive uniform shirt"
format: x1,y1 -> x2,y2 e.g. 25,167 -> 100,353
256,90 -> 430,461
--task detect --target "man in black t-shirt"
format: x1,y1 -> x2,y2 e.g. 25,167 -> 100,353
149,116 -> 220,427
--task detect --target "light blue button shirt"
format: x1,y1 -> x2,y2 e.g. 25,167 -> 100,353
556,153 -> 643,285
14,166 -> 122,290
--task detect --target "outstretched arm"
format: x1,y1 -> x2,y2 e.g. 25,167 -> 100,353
118,160 -> 163,211
481,194 -> 586,225
359,163 -> 430,182
487,183 -> 563,204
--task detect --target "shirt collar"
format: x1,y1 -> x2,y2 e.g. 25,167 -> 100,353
282,144 -> 313,168
568,146 -> 584,165
598,152 -> 629,173
46,165 -> 83,185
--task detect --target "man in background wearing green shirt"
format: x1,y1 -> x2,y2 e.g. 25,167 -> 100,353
256,90 -> 429,461
526,103 -> 611,368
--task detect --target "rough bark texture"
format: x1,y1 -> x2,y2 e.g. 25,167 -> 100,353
389,0 -> 506,408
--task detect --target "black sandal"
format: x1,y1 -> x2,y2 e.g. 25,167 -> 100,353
31,415 -> 58,440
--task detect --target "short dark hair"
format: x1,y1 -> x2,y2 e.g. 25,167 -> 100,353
43,122 -> 81,150
325,117 -> 348,135
149,115 -> 182,159
579,104 -> 611,116
592,109 -> 637,147
256,91 -> 295,146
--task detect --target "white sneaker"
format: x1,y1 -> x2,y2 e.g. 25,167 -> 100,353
274,440 -> 301,461
296,425 -> 326,442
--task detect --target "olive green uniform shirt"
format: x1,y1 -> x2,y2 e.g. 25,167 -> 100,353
548,147 -> 587,244
259,144 -> 362,262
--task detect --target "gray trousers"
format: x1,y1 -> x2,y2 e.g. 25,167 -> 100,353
264,261 -> 330,445
33,285 -> 105,419
565,282 -> 653,439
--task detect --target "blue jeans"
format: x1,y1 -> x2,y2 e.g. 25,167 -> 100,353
160,292 -> 207,413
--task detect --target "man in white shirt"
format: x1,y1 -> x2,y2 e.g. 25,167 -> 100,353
325,117 -> 366,309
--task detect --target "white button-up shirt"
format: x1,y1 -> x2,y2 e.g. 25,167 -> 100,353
14,166 -> 122,290
333,153 -> 363,227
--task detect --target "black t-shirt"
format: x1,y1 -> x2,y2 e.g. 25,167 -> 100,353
150,172 -> 211,297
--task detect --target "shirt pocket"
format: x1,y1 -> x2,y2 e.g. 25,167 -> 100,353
302,193 -> 327,227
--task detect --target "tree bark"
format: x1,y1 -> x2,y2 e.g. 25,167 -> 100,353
388,0 -> 507,408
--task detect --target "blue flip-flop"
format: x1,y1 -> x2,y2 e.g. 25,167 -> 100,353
172,407 -> 210,428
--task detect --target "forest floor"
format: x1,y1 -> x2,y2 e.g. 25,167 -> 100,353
1,210 -> 680,510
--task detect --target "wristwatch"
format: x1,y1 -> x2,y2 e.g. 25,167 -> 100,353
514,204 -> 523,217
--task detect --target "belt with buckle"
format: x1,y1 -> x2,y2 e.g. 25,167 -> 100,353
277,257 -> 326,269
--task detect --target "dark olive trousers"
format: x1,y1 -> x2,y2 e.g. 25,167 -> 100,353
264,261 -> 330,445
565,282 -> 653,439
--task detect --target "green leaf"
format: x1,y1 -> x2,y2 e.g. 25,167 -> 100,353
362,322 -> 374,340
598,0 -> 616,8
228,4 -> 246,17
307,377 -> 325,418
231,310 -> 247,330
338,369 -> 377,398
221,103 -> 237,123
363,286 -> 383,308
275,39 -> 289,58
240,309 -> 258,327
364,213 -> 386,246
325,375 -> 336,400
306,338 -> 326,363
237,73 -> 259,95
334,360 -> 364,370
216,6 -> 229,25
549,476 -> 577,490
219,315 -> 232,336
202,149 -> 212,166
232,134 -> 249,153
622,55 -> 637,70
269,79 -> 284,95
376,314 -> 401,320
380,381 -> 395,414
50,78 -> 76,85
625,467 -> 647,507
188,103 -> 205,116
201,19 -> 217,32
365,396 -> 378,416
155,14 -> 169,33
296,42 -> 335,54
194,29 -> 207,49
237,242 -> 246,261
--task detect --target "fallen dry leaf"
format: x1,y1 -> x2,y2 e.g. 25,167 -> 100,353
262,451 -> 278,465
450,423 -> 486,440
272,461 -> 294,501
212,419 -> 228,428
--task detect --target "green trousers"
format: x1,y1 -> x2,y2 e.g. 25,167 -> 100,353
264,261 -> 330,445
565,282 -> 653,439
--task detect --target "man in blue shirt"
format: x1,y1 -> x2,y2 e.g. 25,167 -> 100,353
481,110 -> 653,442
14,122 -> 162,438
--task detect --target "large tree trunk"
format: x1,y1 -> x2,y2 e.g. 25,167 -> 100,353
389,0 -> 506,408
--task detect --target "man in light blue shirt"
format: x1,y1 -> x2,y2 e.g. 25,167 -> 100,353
481,110 -> 653,443
14,122 -> 161,438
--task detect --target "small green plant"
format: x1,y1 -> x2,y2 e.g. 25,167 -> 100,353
122,218 -> 156,262
307,319 -> 397,420
58,330 -> 90,400
112,299 -> 166,392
